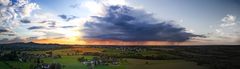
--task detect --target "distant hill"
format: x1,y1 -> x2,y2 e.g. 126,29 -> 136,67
0,42 -> 68,51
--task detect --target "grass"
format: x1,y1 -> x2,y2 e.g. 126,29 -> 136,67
124,59 -> 208,69
43,55 -> 91,69
0,61 -> 31,69
26,47 -> 103,56
0,58 -> 208,69
95,65 -> 126,69
0,61 -> 10,69
103,48 -> 122,55
42,55 -> 127,69
7,61 -> 31,69
0,48 -> 209,69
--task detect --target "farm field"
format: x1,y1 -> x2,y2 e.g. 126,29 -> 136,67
1,43 -> 240,69
0,56 -> 207,69
125,59 -> 208,69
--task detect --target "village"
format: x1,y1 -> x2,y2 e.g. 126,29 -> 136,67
0,49 -> 122,69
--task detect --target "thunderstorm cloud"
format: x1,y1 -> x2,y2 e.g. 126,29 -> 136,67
83,5 -> 204,42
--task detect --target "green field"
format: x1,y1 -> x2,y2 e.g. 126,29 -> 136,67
0,56 -> 208,69
0,61 -> 31,69
0,47 -> 210,69
43,55 -> 125,69
0,61 -> 11,69
43,56 -> 88,69
125,59 -> 208,69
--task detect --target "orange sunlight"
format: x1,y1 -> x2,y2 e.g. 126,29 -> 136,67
33,37 -> 86,45
33,37 -> 191,45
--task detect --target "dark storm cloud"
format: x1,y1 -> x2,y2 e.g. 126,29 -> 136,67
0,29 -> 9,33
20,19 -> 31,23
0,27 -> 15,36
58,15 -> 77,21
28,26 -> 45,30
0,26 -> 10,34
38,20 -> 56,28
61,26 -> 76,28
39,20 -> 55,24
83,5 -> 204,42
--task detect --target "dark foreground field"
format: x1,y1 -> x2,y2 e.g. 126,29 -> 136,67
0,43 -> 239,69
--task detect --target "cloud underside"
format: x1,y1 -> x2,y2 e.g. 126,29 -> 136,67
83,5 -> 203,42
0,37 -> 37,44
1,0 -> 208,44
27,26 -> 45,30
58,15 -> 77,21
0,28 -> 9,33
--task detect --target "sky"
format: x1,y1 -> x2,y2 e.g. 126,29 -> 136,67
0,0 -> 240,45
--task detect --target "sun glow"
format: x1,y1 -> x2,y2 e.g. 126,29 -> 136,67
64,31 -> 80,38
34,38 -> 186,45
33,37 -> 86,45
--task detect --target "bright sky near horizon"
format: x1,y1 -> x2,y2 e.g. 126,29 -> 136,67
0,0 -> 240,45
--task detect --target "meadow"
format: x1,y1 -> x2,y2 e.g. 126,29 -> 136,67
0,46 -> 208,69
0,43 -> 239,69
0,56 -> 207,69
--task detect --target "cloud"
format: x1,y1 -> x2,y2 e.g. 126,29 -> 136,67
61,26 -> 76,28
28,26 -> 45,30
0,37 -> 38,44
43,31 -> 65,38
47,21 -> 56,28
0,33 -> 15,36
81,1 -> 104,14
0,26 -> 15,36
0,37 -> 24,44
36,31 -> 65,39
83,5 -> 204,42
0,26 -> 10,33
220,14 -> 237,27
20,3 -> 40,17
208,14 -> 240,44
0,38 -> 10,44
0,0 -> 10,6
33,20 -> 57,28
0,28 -> 9,33
58,14 -> 77,21
4,33 -> 15,36
20,19 -> 31,23
70,4 -> 80,8
237,38 -> 240,44
0,0 -> 39,30
81,0 -> 127,14
96,0 -> 127,6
